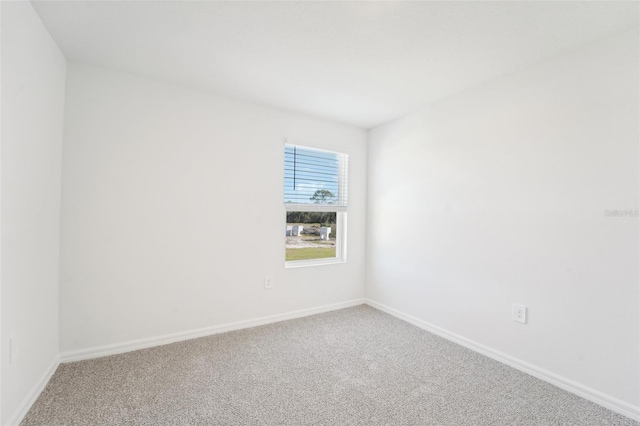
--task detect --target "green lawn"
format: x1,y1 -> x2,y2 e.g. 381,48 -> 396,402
286,247 -> 336,261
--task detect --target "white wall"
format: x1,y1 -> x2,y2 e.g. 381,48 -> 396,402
1,1 -> 66,423
367,29 -> 639,410
59,63 -> 367,354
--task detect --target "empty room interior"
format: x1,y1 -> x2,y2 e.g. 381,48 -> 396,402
2,0 -> 639,424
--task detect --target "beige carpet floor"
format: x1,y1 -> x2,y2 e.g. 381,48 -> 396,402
22,305 -> 638,425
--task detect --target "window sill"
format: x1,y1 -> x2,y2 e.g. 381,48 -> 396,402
285,258 -> 346,269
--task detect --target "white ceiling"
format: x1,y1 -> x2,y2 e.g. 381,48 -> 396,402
32,1 -> 639,129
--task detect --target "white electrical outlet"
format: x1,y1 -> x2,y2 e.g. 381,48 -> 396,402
512,304 -> 527,324
9,337 -> 17,363
264,276 -> 273,290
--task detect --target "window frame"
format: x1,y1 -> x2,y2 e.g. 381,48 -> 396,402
284,211 -> 347,268
283,143 -> 348,268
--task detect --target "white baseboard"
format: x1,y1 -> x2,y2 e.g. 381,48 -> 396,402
60,298 -> 366,363
365,299 -> 640,422
6,356 -> 60,426
19,299 -> 638,423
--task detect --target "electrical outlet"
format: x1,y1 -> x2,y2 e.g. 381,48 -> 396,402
512,304 -> 527,324
264,276 -> 273,290
9,337 -> 17,363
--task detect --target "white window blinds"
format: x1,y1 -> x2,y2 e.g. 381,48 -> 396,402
284,144 -> 348,212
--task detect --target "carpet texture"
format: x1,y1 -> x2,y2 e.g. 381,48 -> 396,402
22,305 -> 637,425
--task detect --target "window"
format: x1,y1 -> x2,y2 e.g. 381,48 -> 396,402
284,144 -> 348,266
